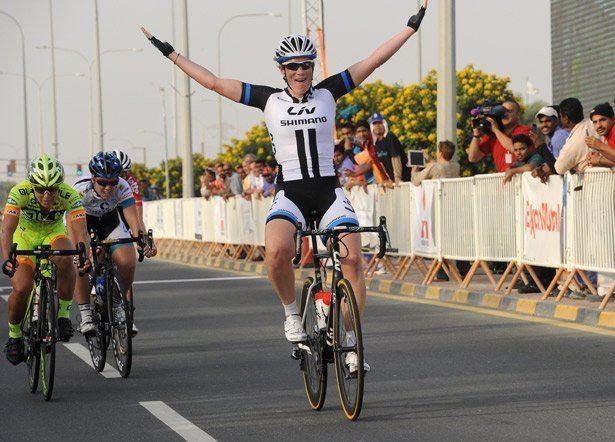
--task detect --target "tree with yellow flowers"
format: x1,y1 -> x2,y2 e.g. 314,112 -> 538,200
336,64 -> 519,175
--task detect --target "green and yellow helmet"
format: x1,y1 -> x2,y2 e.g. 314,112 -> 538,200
28,154 -> 64,187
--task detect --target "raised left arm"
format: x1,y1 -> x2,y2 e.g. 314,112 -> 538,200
348,0 -> 427,86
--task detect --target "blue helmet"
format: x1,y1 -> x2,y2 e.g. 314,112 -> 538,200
88,152 -> 122,179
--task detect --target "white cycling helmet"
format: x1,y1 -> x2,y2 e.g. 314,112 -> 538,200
274,34 -> 317,64
113,149 -> 132,171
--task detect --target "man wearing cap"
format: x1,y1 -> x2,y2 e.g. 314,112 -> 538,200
585,102 -> 615,167
533,106 -> 569,159
370,113 -> 406,184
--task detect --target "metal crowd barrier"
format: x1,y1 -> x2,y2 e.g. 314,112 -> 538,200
143,168 -> 615,307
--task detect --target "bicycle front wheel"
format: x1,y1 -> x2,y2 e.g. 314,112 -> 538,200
333,278 -> 364,421
23,289 -> 40,394
110,277 -> 132,378
39,279 -> 57,402
86,295 -> 107,373
300,277 -> 327,411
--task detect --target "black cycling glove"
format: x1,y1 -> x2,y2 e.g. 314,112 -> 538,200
147,34 -> 175,58
2,259 -> 14,277
407,5 -> 426,31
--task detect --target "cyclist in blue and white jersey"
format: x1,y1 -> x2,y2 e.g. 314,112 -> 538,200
73,152 -> 152,336
142,1 -> 427,372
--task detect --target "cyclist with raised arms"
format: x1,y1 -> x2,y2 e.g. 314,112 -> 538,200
142,0 -> 427,372
73,152 -> 152,336
2,154 -> 91,365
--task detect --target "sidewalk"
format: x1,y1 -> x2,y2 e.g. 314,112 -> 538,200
154,238 -> 615,331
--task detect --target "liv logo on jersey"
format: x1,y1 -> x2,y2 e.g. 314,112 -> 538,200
287,106 -> 316,115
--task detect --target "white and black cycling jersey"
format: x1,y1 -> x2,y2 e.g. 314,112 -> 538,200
73,176 -> 135,217
239,69 -> 355,183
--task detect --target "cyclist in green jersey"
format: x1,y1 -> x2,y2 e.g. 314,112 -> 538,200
2,154 -> 92,365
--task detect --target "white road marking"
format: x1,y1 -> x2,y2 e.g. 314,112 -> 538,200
140,401 -> 217,442
63,342 -> 121,378
1,294 -> 9,302
0,276 -> 262,293
133,276 -> 262,285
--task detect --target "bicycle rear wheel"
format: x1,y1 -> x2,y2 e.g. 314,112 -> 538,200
300,277 -> 327,411
86,294 -> 107,373
23,290 -> 40,394
39,279 -> 57,401
110,277 -> 132,378
333,278 -> 364,421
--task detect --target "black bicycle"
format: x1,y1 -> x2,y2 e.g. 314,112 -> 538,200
291,215 -> 394,421
84,229 -> 152,378
7,242 -> 87,401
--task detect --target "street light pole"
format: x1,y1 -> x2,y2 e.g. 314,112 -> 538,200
48,0 -> 59,158
177,0 -> 193,198
170,0 -> 178,159
0,11 -> 29,169
93,0 -> 104,151
416,0 -> 423,83
159,88 -> 171,198
217,12 -> 281,152
437,0 -> 457,152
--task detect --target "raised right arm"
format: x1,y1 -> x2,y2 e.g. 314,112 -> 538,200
141,27 -> 242,103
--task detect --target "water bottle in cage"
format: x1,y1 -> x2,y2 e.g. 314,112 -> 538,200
94,275 -> 105,305
314,290 -> 332,330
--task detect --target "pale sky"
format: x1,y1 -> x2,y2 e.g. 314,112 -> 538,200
0,0 -> 551,179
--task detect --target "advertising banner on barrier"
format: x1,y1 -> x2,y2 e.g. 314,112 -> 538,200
239,197 -> 256,240
212,197 -> 227,242
194,199 -> 203,241
522,173 -> 563,266
412,182 -> 437,256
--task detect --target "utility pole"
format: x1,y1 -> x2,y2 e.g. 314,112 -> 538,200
177,0 -> 193,198
171,0 -> 178,159
437,0 -> 457,152
160,87 -> 171,199
48,0 -> 59,158
93,0 -> 104,151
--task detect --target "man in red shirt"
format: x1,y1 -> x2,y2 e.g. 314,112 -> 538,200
468,99 -> 531,172
585,102 -> 615,167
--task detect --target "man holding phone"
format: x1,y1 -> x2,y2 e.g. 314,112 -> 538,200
411,140 -> 459,186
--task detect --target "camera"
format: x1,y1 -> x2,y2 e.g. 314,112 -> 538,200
471,104 -> 506,135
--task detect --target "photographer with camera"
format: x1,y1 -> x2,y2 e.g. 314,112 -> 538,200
468,99 -> 531,172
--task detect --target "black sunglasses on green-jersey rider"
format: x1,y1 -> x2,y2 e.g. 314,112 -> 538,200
33,186 -> 59,195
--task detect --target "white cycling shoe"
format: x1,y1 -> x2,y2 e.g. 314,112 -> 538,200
284,314 -> 307,343
79,318 -> 96,336
345,351 -> 371,374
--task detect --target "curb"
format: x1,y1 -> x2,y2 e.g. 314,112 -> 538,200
154,239 -> 615,332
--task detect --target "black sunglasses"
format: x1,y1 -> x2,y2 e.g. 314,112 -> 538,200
94,178 -> 119,187
33,186 -> 59,194
284,61 -> 314,71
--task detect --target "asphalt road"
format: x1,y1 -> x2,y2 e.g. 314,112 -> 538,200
2,259 -> 615,441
